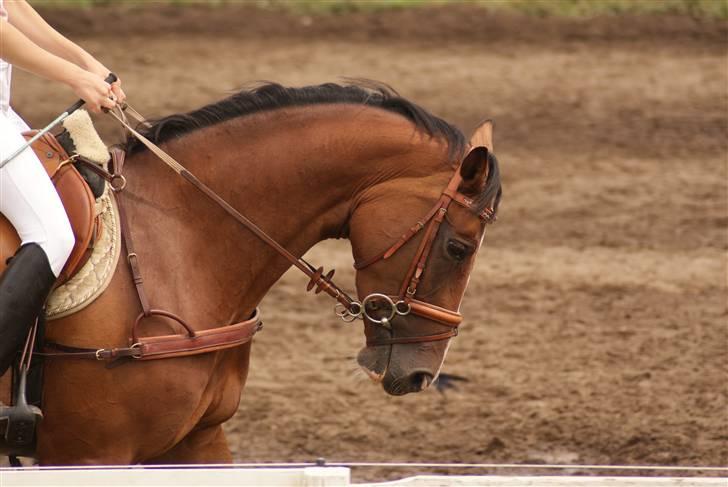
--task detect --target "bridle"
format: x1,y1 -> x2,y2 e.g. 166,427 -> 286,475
110,107 -> 496,349
341,162 -> 496,346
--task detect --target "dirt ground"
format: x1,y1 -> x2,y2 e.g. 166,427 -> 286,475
9,3 -> 727,481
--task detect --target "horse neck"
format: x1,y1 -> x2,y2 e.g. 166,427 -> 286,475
123,105 -> 448,326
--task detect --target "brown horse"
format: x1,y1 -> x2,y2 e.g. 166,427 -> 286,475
26,82 -> 501,464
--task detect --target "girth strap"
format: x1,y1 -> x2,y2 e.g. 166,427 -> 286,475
40,309 -> 262,364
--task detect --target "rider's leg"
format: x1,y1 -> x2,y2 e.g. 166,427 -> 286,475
0,112 -> 75,375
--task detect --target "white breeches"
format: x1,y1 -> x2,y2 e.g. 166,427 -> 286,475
0,108 -> 74,277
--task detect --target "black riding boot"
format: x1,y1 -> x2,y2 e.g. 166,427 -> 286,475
0,243 -> 56,376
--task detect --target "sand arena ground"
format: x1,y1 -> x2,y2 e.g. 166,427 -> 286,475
8,3 -> 727,480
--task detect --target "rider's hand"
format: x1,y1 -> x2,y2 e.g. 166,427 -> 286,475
86,61 -> 126,105
109,77 -> 126,106
69,69 -> 116,113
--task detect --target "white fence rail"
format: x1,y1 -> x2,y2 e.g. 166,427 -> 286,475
359,476 -> 728,486
1,466 -> 726,487
1,466 -> 343,486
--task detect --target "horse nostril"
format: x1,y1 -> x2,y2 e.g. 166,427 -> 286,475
409,371 -> 434,391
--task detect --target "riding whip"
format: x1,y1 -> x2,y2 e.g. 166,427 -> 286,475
0,72 -> 117,170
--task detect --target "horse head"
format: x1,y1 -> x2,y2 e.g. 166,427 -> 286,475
349,120 -> 501,395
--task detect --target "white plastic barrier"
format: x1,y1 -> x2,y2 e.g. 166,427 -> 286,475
0,466 -> 725,487
359,476 -> 727,486
0,466 -> 349,487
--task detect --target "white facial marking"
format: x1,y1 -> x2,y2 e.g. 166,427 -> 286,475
433,339 -> 453,381
361,366 -> 385,383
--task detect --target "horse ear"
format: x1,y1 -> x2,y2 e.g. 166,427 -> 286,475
458,146 -> 489,196
469,119 -> 493,152
458,120 -> 494,196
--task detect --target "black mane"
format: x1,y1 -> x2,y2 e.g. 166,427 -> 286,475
125,81 -> 500,215
125,81 -> 465,159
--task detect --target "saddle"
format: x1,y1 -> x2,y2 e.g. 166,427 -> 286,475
0,132 -> 99,285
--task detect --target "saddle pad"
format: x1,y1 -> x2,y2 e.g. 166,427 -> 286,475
46,188 -> 121,320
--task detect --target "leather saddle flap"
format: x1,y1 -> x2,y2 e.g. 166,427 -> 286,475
0,132 -> 96,284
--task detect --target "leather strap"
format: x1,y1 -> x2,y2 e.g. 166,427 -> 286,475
72,156 -> 115,181
133,310 -> 261,360
367,327 -> 457,347
400,202 -> 448,299
41,342 -> 141,361
40,309 -> 261,363
110,148 -> 152,317
407,299 -> 462,327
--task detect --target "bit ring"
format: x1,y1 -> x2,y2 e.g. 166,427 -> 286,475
361,293 -> 396,326
395,300 -> 411,316
335,302 -> 363,323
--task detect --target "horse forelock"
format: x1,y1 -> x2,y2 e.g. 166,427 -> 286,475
124,81 -> 466,161
475,151 -> 502,217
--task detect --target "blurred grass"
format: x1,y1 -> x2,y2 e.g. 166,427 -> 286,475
33,0 -> 728,19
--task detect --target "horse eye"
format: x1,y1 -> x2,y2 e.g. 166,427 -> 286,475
446,240 -> 471,262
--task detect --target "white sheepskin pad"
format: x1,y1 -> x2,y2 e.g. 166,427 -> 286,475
46,189 -> 121,319
61,109 -> 110,165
